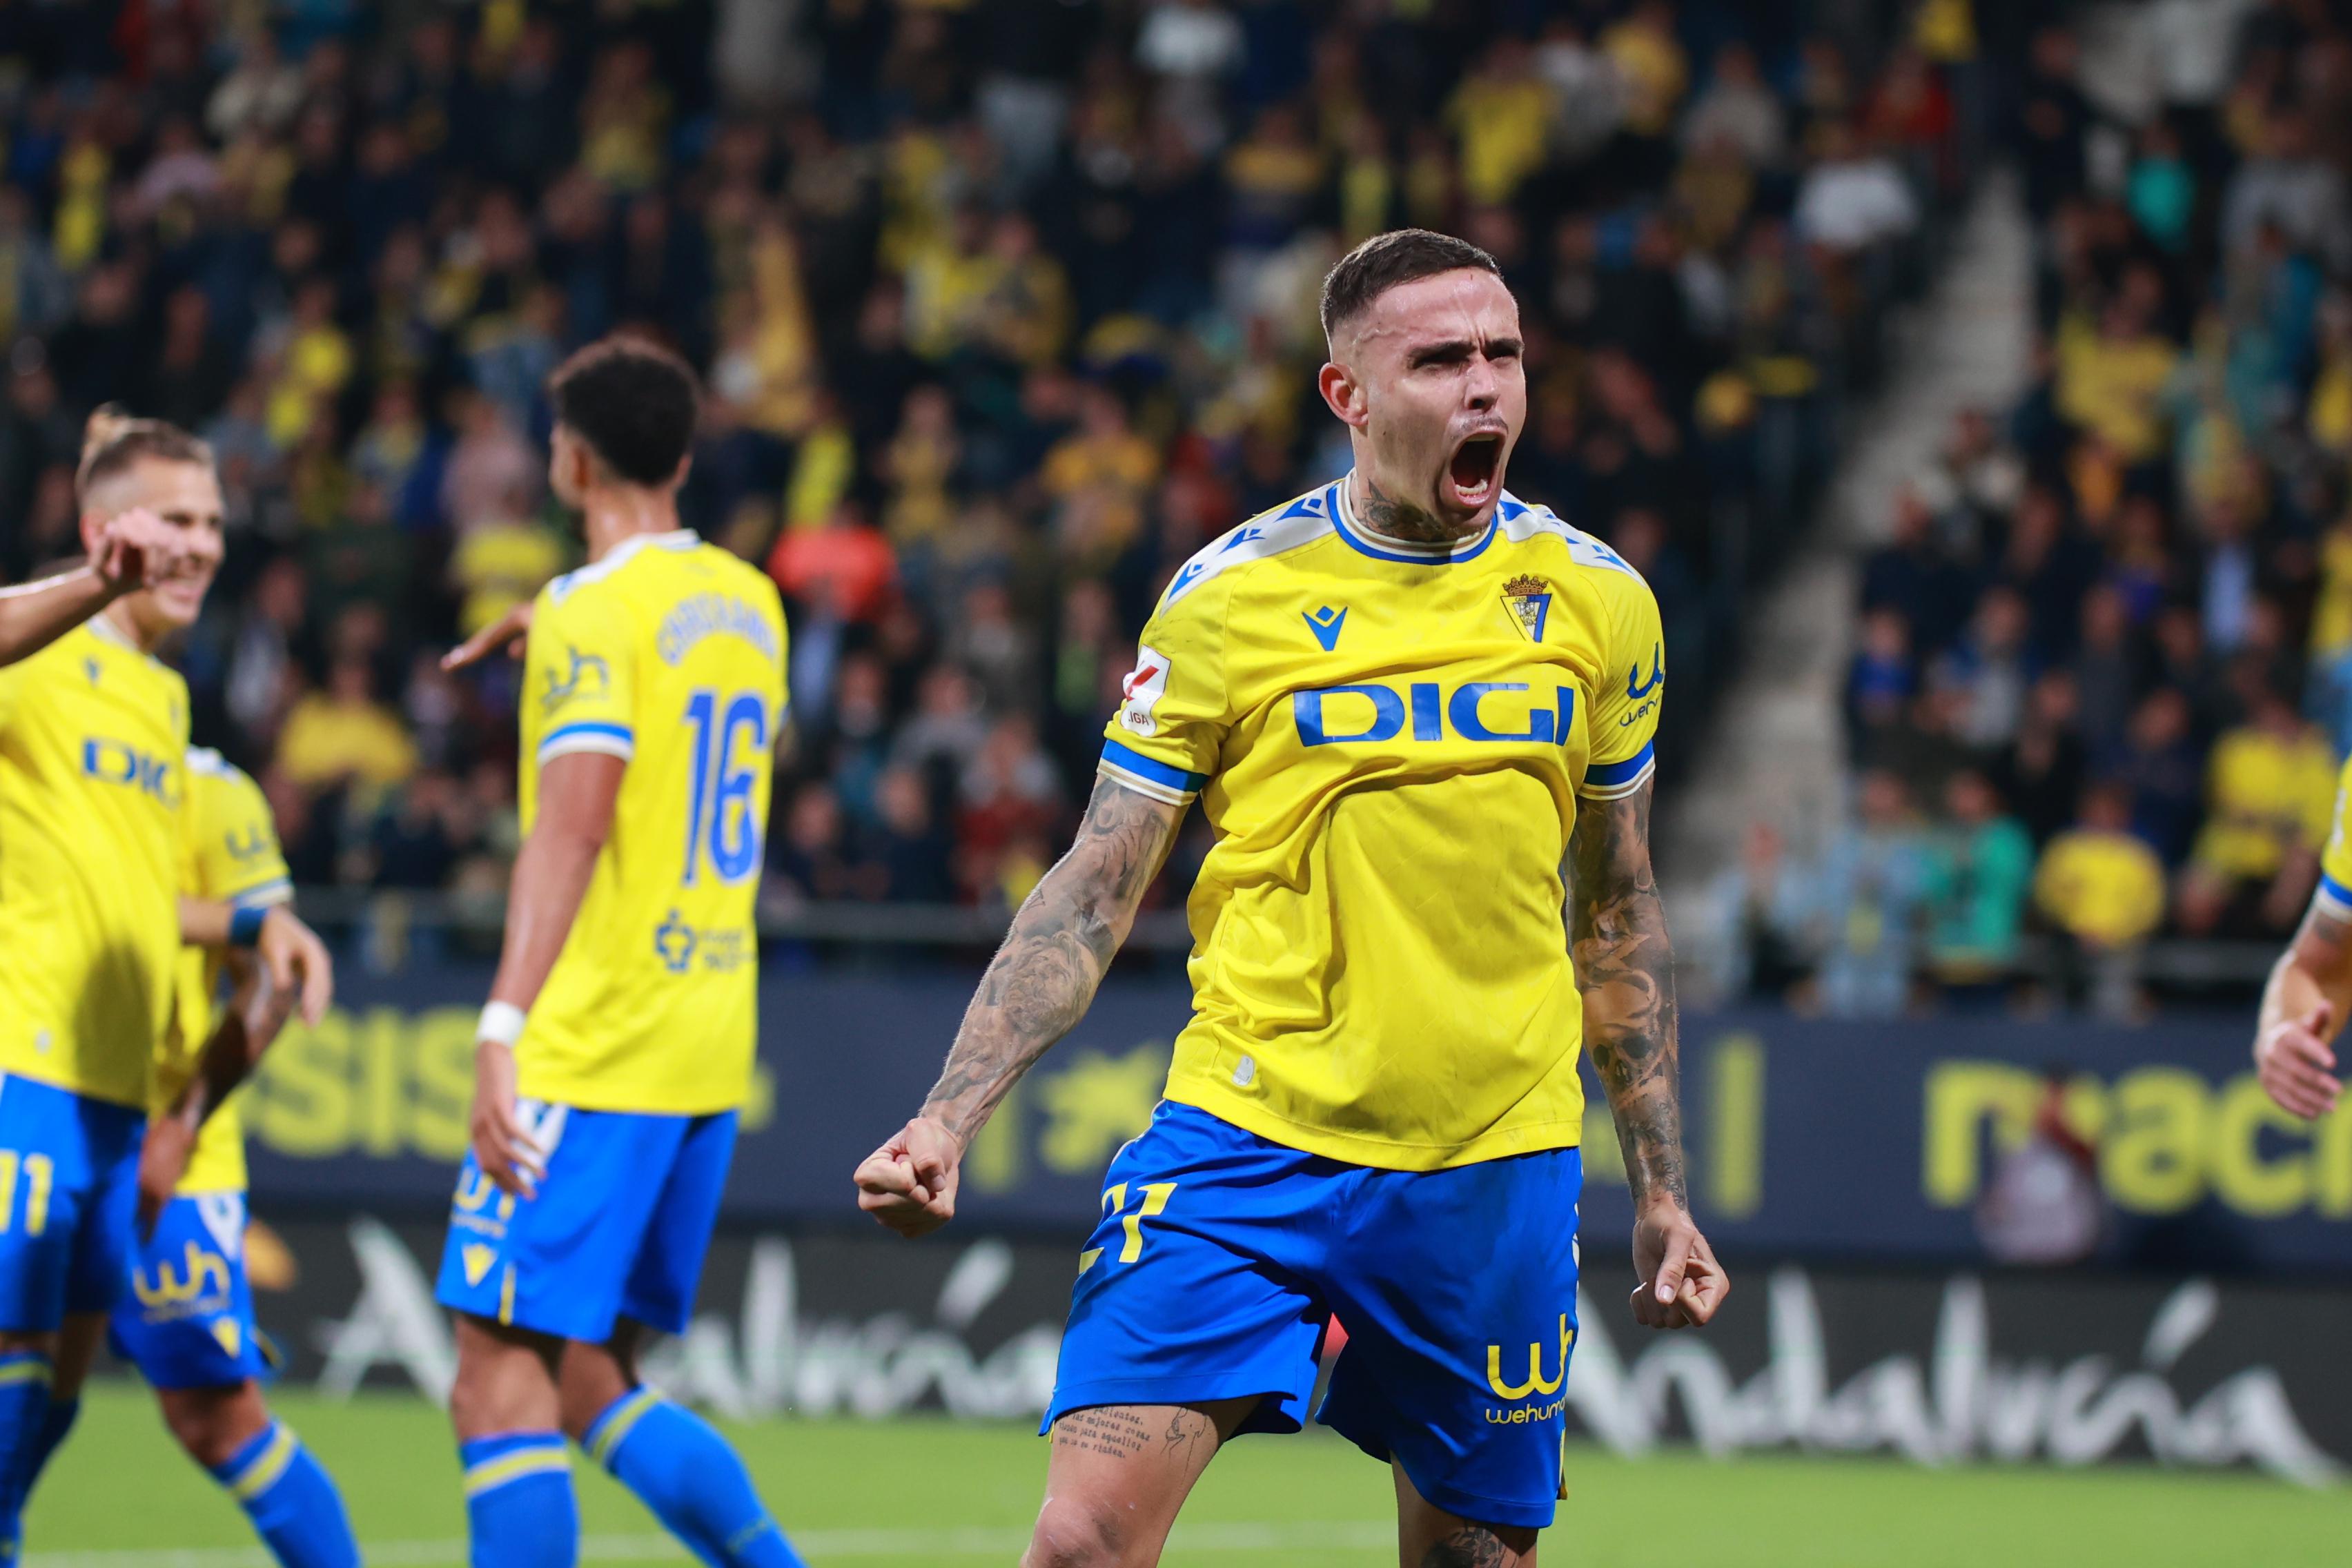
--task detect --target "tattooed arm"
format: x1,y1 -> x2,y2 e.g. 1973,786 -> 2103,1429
1569,778 -> 1728,1329
855,774 -> 1186,1236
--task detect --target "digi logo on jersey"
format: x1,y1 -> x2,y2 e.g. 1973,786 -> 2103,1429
81,737 -> 180,806
1291,682 -> 1576,747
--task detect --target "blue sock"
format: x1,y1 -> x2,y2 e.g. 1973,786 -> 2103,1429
0,1352 -> 53,1562
460,1431 -> 577,1568
585,1389 -> 802,1567
208,1421 -> 360,1568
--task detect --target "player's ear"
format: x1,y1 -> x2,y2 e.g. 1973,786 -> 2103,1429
668,451 -> 692,491
1317,360 -> 1367,431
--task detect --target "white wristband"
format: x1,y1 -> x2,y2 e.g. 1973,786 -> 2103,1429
478,1001 -> 527,1047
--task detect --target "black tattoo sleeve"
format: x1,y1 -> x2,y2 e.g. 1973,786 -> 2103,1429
1568,779 -> 1687,1210
919,774 -> 1184,1146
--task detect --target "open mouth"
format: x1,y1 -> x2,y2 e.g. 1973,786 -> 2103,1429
1448,433 -> 1504,508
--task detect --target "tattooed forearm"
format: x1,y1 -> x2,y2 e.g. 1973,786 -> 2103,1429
1569,780 -> 1687,1210
1351,472 -> 1482,546
919,774 -> 1183,1145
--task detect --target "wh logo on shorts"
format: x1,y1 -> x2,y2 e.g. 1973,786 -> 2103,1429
1487,1313 -> 1575,1401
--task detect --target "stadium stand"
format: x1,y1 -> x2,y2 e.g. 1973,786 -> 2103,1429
0,2 -> 1979,928
1706,6 -> 2352,1018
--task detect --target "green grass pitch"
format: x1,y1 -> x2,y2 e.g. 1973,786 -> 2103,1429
19,1382 -> 2351,1565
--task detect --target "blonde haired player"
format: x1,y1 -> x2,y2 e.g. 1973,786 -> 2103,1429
0,410 -> 335,1563
856,230 -> 1725,1568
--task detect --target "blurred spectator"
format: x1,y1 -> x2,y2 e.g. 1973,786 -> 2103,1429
1974,1066 -> 2103,1266
276,654 -> 420,800
2035,783 -> 2166,1019
1816,770 -> 1930,1019
868,766 -> 954,904
1920,770 -> 2034,1003
2177,685 -> 2333,936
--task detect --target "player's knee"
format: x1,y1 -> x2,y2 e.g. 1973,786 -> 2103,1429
157,1385 -> 266,1470
1022,1494 -> 1137,1568
449,1315 -> 563,1439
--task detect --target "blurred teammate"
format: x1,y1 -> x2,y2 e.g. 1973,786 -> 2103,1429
434,340 -> 801,1568
108,747 -> 359,1567
0,411 -> 333,1560
2252,762 -> 2352,1120
856,231 -> 1728,1568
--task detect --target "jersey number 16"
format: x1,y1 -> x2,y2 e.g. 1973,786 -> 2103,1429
682,688 -> 768,885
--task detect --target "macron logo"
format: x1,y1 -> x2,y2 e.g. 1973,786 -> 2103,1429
1303,605 -> 1347,651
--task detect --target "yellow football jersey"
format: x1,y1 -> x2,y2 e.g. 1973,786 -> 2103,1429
0,618 -> 190,1108
159,749 -> 292,1195
2316,754 -> 2352,921
515,530 -> 787,1115
1102,482 -> 1663,1170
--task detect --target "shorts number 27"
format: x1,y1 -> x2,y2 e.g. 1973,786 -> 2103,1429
1079,1182 -> 1177,1275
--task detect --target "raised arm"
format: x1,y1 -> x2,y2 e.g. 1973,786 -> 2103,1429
856,774 -> 1186,1235
0,508 -> 195,667
1568,778 -> 1727,1329
2254,899 -> 2352,1120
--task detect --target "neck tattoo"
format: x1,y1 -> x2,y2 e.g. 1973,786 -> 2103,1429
1351,472 -> 1482,546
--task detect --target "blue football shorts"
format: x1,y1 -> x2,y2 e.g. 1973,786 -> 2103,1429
435,1101 -> 737,1342
1044,1101 -> 1584,1531
0,1073 -> 144,1332
108,1190 -> 272,1389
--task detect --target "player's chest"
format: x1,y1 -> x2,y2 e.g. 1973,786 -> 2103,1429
1224,577 -> 1605,765
26,650 -> 184,816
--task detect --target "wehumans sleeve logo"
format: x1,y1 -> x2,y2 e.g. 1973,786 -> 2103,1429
540,645 -> 611,714
1627,643 -> 1663,700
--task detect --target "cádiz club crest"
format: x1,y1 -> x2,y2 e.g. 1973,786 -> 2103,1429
1501,575 -> 1551,642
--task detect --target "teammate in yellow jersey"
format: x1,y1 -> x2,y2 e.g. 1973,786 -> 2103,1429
2252,755 -> 2352,1120
108,749 -> 360,1568
857,230 -> 1727,1567
432,339 -> 803,1568
0,410 -> 335,1565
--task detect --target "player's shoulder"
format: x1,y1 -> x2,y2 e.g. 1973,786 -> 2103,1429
1492,491 -> 1653,596
542,529 -> 703,611
1153,482 -> 1345,622
186,744 -> 264,808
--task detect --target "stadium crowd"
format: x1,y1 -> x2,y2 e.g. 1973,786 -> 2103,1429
0,0 -> 1972,930
1707,4 -> 2352,1018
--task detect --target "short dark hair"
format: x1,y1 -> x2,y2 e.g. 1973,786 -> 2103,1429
77,405 -> 211,500
547,336 -> 700,486
1319,228 -> 1502,344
